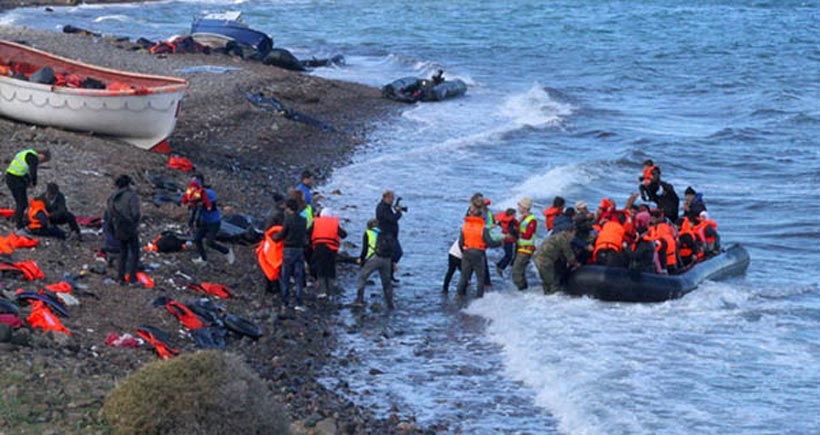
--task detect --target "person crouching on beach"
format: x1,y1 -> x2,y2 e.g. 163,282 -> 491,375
36,182 -> 82,241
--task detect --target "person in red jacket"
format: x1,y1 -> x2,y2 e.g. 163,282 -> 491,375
542,196 -> 565,233
494,207 -> 518,277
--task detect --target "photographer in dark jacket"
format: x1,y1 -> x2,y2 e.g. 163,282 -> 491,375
376,189 -> 403,282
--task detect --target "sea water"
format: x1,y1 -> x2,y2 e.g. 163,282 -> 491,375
6,1 -> 820,433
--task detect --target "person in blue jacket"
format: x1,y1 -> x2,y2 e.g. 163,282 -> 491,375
192,181 -> 235,265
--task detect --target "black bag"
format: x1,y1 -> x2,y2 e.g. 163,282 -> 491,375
156,232 -> 187,253
375,232 -> 396,258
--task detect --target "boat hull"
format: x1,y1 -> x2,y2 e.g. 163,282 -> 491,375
564,243 -> 750,302
0,40 -> 188,150
191,18 -> 273,55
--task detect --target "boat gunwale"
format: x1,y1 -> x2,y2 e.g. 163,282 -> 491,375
0,40 -> 188,96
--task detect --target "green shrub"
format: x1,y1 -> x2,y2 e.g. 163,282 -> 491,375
102,351 -> 289,435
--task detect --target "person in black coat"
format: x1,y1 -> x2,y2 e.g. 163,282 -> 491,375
37,182 -> 82,240
376,190 -> 403,282
105,174 -> 141,285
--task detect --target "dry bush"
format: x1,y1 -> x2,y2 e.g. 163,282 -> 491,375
102,351 -> 289,435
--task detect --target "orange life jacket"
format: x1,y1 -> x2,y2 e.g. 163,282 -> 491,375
187,282 -> 232,299
13,260 -> 45,281
6,232 -> 38,249
494,212 -> 517,242
136,327 -> 179,360
167,155 -> 195,172
648,222 -> 678,268
0,236 -> 13,255
462,216 -> 487,250
256,225 -> 284,281
165,301 -> 207,330
543,206 -> 562,231
311,216 -> 341,251
694,219 -> 718,245
642,165 -> 658,185
26,300 -> 70,335
27,199 -> 49,230
593,220 -> 625,261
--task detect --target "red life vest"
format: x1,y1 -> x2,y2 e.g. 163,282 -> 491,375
543,206 -> 562,231
494,211 -> 518,242
311,216 -> 341,251
642,165 -> 658,185
462,216 -> 486,250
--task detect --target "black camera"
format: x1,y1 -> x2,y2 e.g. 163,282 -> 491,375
394,197 -> 408,212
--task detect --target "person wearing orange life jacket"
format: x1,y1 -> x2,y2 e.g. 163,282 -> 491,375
6,149 -> 51,231
512,197 -> 538,290
693,211 -> 720,257
592,213 -> 627,267
675,216 -> 701,268
493,208 -> 518,277
26,197 -> 66,239
466,192 -> 494,287
626,212 -> 664,274
638,159 -> 661,201
647,209 -> 679,274
542,196 -> 565,233
456,207 -> 502,298
309,207 -> 348,296
257,211 -> 285,295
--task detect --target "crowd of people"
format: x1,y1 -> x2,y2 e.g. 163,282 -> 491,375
447,159 -> 722,297
5,148 -> 723,311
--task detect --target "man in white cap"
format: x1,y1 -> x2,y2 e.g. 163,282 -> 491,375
511,197 -> 538,290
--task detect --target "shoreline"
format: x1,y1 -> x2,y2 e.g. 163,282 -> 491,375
0,14 -> 414,435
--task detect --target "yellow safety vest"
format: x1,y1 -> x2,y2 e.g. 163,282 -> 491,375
7,149 -> 37,176
301,205 -> 314,229
365,228 -> 379,260
516,214 -> 537,254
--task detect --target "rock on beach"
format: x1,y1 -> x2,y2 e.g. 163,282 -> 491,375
0,9 -> 410,433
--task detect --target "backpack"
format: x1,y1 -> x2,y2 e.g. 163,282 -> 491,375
156,232 -> 188,253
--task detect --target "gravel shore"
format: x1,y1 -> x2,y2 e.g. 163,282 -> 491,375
0,13 -> 416,434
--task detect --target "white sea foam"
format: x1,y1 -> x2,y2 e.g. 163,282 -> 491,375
501,83 -> 576,128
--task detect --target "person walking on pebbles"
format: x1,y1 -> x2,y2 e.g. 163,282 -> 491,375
273,198 -> 308,310
191,179 -> 235,266
5,148 -> 50,230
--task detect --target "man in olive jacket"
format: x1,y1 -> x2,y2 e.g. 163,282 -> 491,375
105,175 -> 141,285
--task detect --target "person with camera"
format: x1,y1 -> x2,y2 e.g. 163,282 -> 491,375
376,190 -> 404,283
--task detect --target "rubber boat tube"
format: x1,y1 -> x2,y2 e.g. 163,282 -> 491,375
564,243 -> 750,302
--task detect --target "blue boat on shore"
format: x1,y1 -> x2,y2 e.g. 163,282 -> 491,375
190,11 -> 273,56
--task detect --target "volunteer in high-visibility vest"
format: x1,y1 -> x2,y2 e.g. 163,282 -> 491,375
6,149 -> 51,230
357,219 -> 380,265
511,197 -> 538,290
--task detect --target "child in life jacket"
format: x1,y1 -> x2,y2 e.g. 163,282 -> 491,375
180,173 -> 212,232
638,159 -> 661,201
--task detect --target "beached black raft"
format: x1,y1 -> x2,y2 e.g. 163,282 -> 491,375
564,243 -> 750,302
381,76 -> 467,103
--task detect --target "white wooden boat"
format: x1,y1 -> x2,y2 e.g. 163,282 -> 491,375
0,40 -> 188,151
